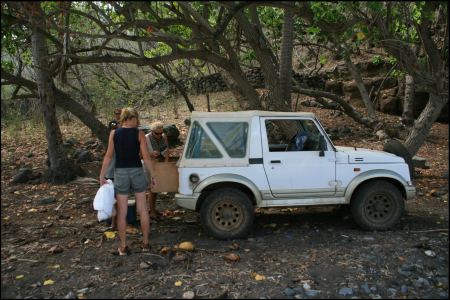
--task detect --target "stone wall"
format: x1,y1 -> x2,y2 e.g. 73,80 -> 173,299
146,64 -> 448,123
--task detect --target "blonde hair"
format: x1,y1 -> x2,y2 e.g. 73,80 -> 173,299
150,121 -> 164,131
119,107 -> 139,125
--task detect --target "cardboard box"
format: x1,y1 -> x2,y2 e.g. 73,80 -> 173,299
150,160 -> 179,193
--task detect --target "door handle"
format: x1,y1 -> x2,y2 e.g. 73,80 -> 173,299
270,160 -> 281,163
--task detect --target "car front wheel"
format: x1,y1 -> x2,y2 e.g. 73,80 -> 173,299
200,188 -> 254,240
351,180 -> 404,231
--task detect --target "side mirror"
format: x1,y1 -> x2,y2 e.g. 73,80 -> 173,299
319,135 -> 327,157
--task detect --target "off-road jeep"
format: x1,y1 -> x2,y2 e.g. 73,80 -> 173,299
175,111 -> 416,240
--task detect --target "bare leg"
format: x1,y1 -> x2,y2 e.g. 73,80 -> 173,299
135,191 -> 150,245
116,194 -> 129,250
111,203 -> 117,230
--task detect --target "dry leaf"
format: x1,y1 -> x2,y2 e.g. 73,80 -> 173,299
224,253 -> 240,262
48,245 -> 64,254
104,231 -> 116,239
160,246 -> 171,254
15,275 -> 24,280
126,227 -> 138,234
175,280 -> 183,286
254,274 -> 266,281
173,253 -> 187,262
43,279 -> 55,285
178,241 -> 195,251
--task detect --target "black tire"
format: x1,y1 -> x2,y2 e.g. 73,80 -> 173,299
200,188 -> 254,240
351,180 -> 404,231
383,139 -> 414,179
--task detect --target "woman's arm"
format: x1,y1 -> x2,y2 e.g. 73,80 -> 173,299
99,130 -> 115,185
139,130 -> 156,175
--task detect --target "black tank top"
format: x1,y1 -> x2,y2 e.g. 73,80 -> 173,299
114,127 -> 142,168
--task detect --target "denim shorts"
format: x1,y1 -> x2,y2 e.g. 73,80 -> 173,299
114,167 -> 148,195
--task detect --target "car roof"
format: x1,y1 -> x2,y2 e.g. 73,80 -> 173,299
191,110 -> 315,119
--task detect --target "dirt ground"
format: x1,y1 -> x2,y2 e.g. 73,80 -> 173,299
1,94 -> 448,299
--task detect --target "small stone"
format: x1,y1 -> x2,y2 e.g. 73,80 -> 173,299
424,250 -> 436,257
139,261 -> 151,269
363,236 -> 375,241
182,291 -> 195,299
400,285 -> 408,295
305,290 -> 320,297
387,288 -> 397,295
283,288 -> 296,297
48,245 -> 64,254
361,283 -> 371,294
294,295 -> 304,299
64,291 -> 76,299
302,283 -> 311,291
339,287 -> 353,296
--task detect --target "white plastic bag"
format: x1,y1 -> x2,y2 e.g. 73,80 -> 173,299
93,179 -> 116,221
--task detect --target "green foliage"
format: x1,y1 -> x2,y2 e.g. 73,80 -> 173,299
145,43 -> 172,57
310,2 -> 347,23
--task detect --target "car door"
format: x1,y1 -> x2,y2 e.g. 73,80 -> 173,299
261,117 -> 336,198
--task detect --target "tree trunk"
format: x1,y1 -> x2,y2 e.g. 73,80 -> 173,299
235,10 -> 290,112
1,69 -> 110,147
279,8 -> 294,106
28,2 -> 78,183
343,51 -> 376,119
404,94 -> 448,156
153,65 -> 195,112
402,74 -> 415,126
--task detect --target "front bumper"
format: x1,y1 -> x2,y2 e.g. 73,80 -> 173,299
175,193 -> 200,211
405,186 -> 416,200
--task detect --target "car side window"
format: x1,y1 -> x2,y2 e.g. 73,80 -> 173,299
185,121 -> 222,159
265,119 -> 321,152
207,122 -> 248,158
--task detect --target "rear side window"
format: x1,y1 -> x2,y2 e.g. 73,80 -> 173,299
185,121 -> 222,159
207,122 -> 248,158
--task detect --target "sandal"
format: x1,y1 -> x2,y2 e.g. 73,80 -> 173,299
118,246 -> 130,256
141,243 -> 151,252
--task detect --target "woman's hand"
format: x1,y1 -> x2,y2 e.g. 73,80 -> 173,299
100,177 -> 107,186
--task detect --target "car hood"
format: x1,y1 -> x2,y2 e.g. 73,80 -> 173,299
335,146 -> 405,164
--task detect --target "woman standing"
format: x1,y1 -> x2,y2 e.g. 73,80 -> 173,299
99,108 -> 155,255
145,121 -> 170,219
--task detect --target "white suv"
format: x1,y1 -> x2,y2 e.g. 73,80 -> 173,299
175,111 -> 416,239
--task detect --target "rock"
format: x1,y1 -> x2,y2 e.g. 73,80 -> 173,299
293,287 -> 304,294
77,150 -> 93,163
48,245 -> 64,254
65,138 -> 79,146
182,291 -> 195,299
413,277 -> 430,288
294,295 -> 304,299
338,287 -> 353,296
360,283 -> 371,294
424,250 -> 436,257
305,290 -> 320,297
302,283 -> 311,291
39,197 -> 57,205
397,267 -> 412,277
12,168 -> 33,184
139,261 -> 151,269
283,288 -> 296,296
400,285 -> 408,295
376,130 -> 388,140
413,156 -> 430,169
387,288 -> 397,295
64,291 -> 76,299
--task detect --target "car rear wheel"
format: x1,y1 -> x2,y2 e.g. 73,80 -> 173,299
200,188 -> 254,240
351,180 -> 404,231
